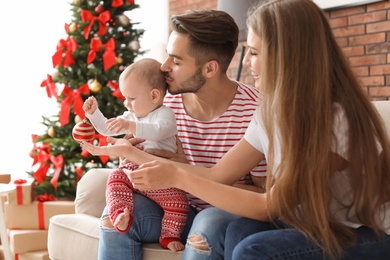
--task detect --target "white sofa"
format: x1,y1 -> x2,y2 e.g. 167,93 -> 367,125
47,101 -> 390,260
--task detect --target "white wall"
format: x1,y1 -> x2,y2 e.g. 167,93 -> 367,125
0,0 -> 168,180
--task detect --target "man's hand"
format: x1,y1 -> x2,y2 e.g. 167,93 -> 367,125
146,136 -> 188,163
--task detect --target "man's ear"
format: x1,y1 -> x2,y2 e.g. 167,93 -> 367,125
203,60 -> 219,78
151,88 -> 161,103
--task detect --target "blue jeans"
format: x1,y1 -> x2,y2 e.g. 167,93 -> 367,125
225,217 -> 390,260
97,193 -> 197,260
183,207 -> 241,260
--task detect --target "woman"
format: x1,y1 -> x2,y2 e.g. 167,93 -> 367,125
81,0 -> 390,258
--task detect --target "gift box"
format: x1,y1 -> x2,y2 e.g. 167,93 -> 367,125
7,179 -> 35,205
0,174 -> 11,184
9,229 -> 48,254
4,200 -> 75,230
15,250 -> 49,260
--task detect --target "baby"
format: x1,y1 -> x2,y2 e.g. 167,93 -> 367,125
83,58 -> 188,251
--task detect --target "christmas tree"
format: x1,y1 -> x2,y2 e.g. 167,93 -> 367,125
28,0 -> 144,200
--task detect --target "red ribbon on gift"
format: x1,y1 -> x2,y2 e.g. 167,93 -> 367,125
38,202 -> 45,229
52,37 -> 78,68
40,74 -> 59,100
108,81 -> 124,101
60,84 -> 90,126
13,179 -> 28,205
81,10 -> 111,39
13,179 -> 27,185
36,193 -> 55,202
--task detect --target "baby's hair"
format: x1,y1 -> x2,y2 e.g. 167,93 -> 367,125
119,58 -> 167,92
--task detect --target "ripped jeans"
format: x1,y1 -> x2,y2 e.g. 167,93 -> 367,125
98,193 -> 197,260
183,207 -> 241,260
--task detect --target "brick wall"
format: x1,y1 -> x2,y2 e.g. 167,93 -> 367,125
169,0 -> 390,100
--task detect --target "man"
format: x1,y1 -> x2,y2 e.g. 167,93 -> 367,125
96,9 -> 267,260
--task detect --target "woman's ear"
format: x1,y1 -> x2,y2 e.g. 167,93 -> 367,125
150,88 -> 161,103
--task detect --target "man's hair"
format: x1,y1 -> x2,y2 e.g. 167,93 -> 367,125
170,9 -> 239,72
119,58 -> 167,92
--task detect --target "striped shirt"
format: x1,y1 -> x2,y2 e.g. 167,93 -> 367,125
164,82 -> 267,211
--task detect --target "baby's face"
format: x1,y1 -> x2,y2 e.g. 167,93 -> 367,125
120,74 -> 162,118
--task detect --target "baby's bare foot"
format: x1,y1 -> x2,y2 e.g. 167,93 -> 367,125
114,208 -> 130,233
167,241 -> 185,252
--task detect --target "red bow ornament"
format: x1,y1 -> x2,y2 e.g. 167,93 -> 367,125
40,74 -> 59,100
32,145 -> 51,184
103,38 -> 116,71
81,10 -> 111,39
52,36 -> 78,68
87,37 -> 103,64
49,154 -> 65,189
60,84 -> 90,126
87,38 -> 116,71
112,0 -> 135,6
81,133 -> 109,165
32,145 -> 64,189
108,81 -> 124,101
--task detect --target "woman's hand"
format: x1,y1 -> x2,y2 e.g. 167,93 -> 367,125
80,135 -> 143,158
126,160 -> 180,190
119,134 -> 145,165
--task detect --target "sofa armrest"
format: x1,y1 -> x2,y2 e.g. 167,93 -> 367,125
75,168 -> 111,217
372,100 -> 390,137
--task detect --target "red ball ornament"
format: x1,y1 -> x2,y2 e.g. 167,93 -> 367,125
95,5 -> 104,13
72,120 -> 95,143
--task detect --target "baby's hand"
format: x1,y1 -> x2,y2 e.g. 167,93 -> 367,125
106,118 -> 130,133
83,96 -> 98,114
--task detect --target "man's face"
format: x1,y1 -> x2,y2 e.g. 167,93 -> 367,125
161,31 -> 206,95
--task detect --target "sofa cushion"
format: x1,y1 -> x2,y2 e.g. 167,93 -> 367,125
373,101 -> 390,137
75,168 -> 111,217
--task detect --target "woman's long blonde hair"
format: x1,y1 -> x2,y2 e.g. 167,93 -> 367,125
247,0 -> 390,258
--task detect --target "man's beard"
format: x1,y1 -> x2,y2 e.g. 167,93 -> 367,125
168,67 -> 206,95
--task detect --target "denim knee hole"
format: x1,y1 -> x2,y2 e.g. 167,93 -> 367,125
100,215 -> 115,229
187,233 -> 211,254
